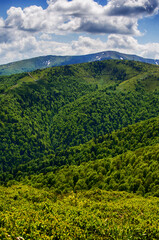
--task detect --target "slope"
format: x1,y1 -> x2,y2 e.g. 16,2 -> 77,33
0,59 -> 159,239
49,90 -> 159,151
0,60 -> 159,177
1,116 -> 159,197
0,50 -> 159,76
27,143 -> 159,197
0,185 -> 159,240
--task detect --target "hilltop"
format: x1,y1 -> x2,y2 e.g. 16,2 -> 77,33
0,50 -> 159,76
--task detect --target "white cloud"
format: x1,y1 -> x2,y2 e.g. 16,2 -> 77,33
105,34 -> 159,59
0,33 -> 159,65
106,0 -> 159,17
4,0 -> 158,35
106,34 -> 139,50
71,35 -> 159,59
0,17 -> 5,27
6,6 -> 47,32
39,33 -> 52,40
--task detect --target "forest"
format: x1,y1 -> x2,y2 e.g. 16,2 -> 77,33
0,59 -> 159,239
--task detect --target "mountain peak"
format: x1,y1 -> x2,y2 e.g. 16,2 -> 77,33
0,51 -> 158,76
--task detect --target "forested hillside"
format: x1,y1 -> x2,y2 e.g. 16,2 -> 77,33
5,116 -> 159,197
0,59 -> 159,239
0,60 -> 159,173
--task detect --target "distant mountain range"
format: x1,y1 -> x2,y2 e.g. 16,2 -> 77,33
0,51 -> 159,76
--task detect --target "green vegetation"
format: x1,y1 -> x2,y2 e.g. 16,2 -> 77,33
0,185 -> 159,240
27,143 -> 158,197
16,117 -> 158,197
50,90 -> 159,151
0,59 -> 159,239
0,61 -> 159,173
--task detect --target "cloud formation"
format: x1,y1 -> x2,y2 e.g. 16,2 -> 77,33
0,0 -> 159,64
106,0 -> 159,17
71,35 -> 159,60
3,0 -> 159,35
0,33 -> 159,65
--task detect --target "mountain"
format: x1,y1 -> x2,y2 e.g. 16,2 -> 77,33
0,59 -> 159,239
0,59 -> 159,179
0,50 -> 159,76
12,116 -> 159,197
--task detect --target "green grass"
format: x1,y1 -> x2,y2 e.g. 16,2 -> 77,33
117,69 -> 159,92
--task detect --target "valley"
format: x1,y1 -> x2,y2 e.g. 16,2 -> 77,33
0,59 -> 159,239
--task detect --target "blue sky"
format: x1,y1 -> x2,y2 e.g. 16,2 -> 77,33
0,0 -> 159,64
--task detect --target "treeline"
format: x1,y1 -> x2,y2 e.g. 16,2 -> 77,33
0,59 -> 159,240
0,84 -> 159,173
0,72 -> 27,94
27,143 -> 159,197
15,116 -> 159,197
0,69 -> 98,172
50,90 -> 159,151
0,59 -> 159,193
1,116 -> 158,197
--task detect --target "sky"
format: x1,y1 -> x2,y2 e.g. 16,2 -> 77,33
0,0 -> 159,64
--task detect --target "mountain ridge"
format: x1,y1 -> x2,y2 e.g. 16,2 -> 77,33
0,59 -> 159,185
0,50 -> 159,76
0,59 -> 159,239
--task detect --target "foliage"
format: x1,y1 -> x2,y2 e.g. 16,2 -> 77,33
0,59 -> 159,239
0,60 -> 159,175
5,115 -> 157,180
49,90 -> 159,151
23,143 -> 159,197
0,185 -> 158,240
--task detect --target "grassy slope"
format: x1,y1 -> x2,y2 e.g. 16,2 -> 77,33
0,185 -> 158,240
0,60 -> 158,92
117,70 -> 159,92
